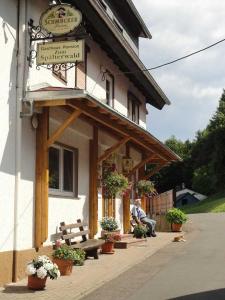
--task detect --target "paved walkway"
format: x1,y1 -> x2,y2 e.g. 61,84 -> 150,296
80,213 -> 225,300
0,232 -> 178,300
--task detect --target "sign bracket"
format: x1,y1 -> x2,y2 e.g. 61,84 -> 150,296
27,18 -> 89,69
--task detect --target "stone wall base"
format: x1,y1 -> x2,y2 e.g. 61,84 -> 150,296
0,245 -> 53,286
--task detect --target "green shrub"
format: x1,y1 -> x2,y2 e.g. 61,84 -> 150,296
73,249 -> 86,266
133,225 -> 147,238
165,208 -> 188,224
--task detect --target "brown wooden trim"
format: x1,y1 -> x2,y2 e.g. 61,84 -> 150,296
89,126 -> 98,238
128,154 -> 156,177
98,136 -> 130,163
47,109 -> 81,148
123,193 -> 131,233
67,101 -> 165,159
141,163 -> 168,181
35,108 -> 49,249
35,100 -> 67,107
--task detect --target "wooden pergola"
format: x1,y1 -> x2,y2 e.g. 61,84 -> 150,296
26,88 -> 180,249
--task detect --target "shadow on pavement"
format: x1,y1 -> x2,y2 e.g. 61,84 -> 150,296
2,285 -> 35,294
169,288 -> 225,300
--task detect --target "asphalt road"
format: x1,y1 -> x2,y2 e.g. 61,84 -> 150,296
80,213 -> 225,300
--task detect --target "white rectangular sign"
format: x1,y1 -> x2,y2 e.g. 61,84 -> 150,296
36,40 -> 84,65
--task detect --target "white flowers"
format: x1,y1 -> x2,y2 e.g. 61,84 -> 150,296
26,255 -> 60,280
26,264 -> 36,276
36,266 -> 48,279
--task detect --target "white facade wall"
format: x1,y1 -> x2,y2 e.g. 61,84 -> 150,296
0,0 -> 17,252
86,39 -> 147,128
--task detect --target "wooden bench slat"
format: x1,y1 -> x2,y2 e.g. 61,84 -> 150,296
62,230 -> 90,240
70,239 -> 105,250
60,222 -> 88,230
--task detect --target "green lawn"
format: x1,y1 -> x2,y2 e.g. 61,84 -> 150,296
182,191 -> 225,214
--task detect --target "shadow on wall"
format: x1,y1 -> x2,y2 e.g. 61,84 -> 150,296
169,288 -> 225,300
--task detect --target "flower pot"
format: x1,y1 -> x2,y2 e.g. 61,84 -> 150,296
172,223 -> 182,232
101,229 -> 120,238
27,275 -> 47,290
53,258 -> 73,276
101,241 -> 114,254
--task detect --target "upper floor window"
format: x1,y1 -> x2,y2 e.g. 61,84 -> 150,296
127,92 -> 140,124
49,144 -> 78,197
105,71 -> 114,107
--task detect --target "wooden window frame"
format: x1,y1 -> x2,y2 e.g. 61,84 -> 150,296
127,92 -> 140,124
49,143 -> 78,198
105,70 -> 115,108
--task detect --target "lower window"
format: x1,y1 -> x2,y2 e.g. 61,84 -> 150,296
49,144 -> 78,197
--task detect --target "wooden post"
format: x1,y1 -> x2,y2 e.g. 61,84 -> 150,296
35,108 -> 49,249
141,195 -> 147,212
123,193 -> 131,233
89,126 -> 98,238
108,198 -> 113,217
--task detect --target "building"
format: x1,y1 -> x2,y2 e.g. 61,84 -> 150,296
0,0 -> 180,285
176,188 -> 207,207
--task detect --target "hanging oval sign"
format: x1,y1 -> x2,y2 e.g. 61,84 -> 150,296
40,4 -> 82,36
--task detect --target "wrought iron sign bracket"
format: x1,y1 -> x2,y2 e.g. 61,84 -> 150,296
27,18 -> 89,70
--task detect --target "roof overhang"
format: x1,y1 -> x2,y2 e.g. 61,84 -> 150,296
69,0 -> 170,109
26,88 -> 181,171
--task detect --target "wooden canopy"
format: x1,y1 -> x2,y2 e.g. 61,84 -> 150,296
26,88 -> 180,248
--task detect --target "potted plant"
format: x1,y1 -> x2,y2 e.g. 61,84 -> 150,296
133,224 -> 148,239
52,244 -> 77,275
26,255 -> 60,290
73,249 -> 86,266
101,232 -> 122,254
103,172 -> 129,199
165,208 -> 188,232
100,216 -> 119,234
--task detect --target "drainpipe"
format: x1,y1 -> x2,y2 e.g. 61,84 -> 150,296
13,0 -> 27,282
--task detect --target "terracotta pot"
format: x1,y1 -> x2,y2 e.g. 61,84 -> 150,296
172,223 -> 182,232
101,241 -> 114,254
27,275 -> 47,290
53,258 -> 73,276
101,230 -> 120,238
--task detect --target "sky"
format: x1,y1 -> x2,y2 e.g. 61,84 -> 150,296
132,0 -> 225,142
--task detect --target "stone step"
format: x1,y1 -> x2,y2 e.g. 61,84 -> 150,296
114,234 -> 147,249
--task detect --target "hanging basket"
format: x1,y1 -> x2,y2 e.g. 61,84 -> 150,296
27,275 -> 47,290
53,258 -> 73,276
101,241 -> 114,254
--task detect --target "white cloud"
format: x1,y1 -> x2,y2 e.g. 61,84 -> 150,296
133,0 -> 225,141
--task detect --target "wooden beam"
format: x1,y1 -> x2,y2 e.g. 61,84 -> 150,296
123,193 -> 131,234
67,100 -> 171,162
98,136 -> 130,163
47,109 -> 81,147
89,126 -> 98,238
141,163 -> 168,181
35,108 -> 49,249
128,154 -> 156,177
35,99 -> 66,107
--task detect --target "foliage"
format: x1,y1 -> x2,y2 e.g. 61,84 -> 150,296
26,255 -> 60,280
103,172 -> 129,198
165,208 -> 188,224
152,89 -> 225,196
136,180 -> 155,196
102,232 -> 122,243
133,225 -> 148,238
53,244 -> 78,262
182,191 -> 225,214
100,217 -> 119,231
73,249 -> 86,266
